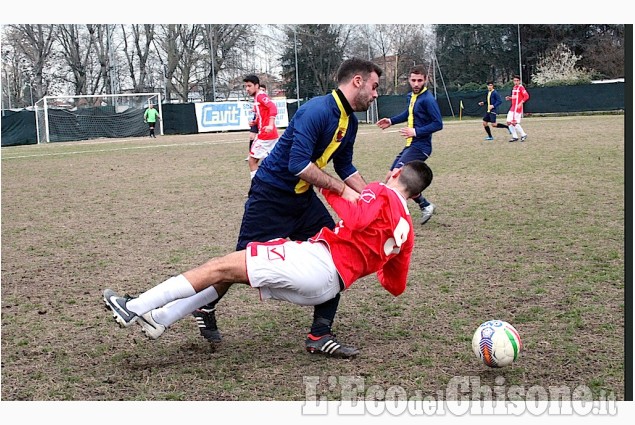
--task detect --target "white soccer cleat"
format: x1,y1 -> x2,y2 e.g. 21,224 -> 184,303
138,311 -> 166,340
420,203 -> 436,225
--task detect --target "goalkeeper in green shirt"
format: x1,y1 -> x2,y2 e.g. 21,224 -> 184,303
143,104 -> 160,138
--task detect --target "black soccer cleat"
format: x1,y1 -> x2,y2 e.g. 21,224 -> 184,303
192,307 -> 222,343
305,333 -> 359,358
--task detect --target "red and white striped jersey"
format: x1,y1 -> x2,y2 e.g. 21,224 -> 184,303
509,84 -> 530,113
254,91 -> 278,141
311,182 -> 414,297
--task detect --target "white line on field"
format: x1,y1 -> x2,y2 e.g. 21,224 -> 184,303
0,115 -> 591,160
2,129 -> 381,160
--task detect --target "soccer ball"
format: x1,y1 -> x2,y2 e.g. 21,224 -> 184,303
472,320 -> 522,368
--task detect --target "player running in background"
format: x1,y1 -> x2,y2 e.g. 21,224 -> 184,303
103,161 -> 433,350
505,75 -> 530,142
185,58 -> 382,358
376,65 -> 443,225
478,81 -> 509,140
244,76 -> 278,179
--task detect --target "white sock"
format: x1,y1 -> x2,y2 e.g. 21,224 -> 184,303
250,169 -> 257,179
151,286 -> 219,327
509,126 -> 518,138
127,274 -> 196,316
515,124 -> 526,137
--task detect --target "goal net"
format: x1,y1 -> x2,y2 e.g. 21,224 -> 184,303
34,93 -> 162,143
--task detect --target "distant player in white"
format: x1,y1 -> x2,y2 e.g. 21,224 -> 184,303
505,75 -> 530,142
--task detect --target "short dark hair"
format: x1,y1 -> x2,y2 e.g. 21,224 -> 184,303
260,83 -> 266,90
409,65 -> 427,77
487,81 -> 494,86
336,57 -> 383,84
243,74 -> 260,85
513,75 -> 521,80
399,160 -> 433,197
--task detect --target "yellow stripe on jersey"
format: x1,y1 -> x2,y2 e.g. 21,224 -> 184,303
294,90 -> 349,194
406,87 -> 426,146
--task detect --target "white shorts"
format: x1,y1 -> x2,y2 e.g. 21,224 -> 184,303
250,137 -> 279,160
246,239 -> 341,306
506,110 -> 523,124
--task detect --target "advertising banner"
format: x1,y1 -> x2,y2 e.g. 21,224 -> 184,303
194,99 -> 289,133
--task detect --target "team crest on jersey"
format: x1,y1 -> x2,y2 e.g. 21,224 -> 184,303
267,246 -> 286,261
336,129 -> 344,143
360,189 -> 377,204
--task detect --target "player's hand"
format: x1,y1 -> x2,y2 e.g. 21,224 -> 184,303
478,101 -> 484,106
264,125 -> 273,133
341,185 -> 360,203
376,118 -> 391,129
399,127 -> 415,138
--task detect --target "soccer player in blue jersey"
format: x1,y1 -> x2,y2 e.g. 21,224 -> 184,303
478,81 -> 509,140
376,65 -> 443,225
187,57 -> 383,358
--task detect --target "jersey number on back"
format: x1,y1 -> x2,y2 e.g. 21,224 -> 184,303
383,217 -> 410,256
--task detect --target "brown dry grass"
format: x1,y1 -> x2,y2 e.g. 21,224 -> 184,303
1,115 -> 626,409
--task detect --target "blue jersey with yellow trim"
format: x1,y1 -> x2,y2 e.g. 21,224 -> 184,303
390,89 -> 443,152
257,90 -> 359,194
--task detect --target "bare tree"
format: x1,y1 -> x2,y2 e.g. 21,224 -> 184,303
56,24 -> 94,95
1,41 -> 25,108
156,24 -> 206,102
121,24 -> 156,92
6,24 -> 56,101
366,24 -> 434,94
90,24 -> 112,95
202,24 -> 253,101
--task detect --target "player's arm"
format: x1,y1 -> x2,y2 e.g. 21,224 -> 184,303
299,163 -> 350,199
377,247 -> 411,296
322,184 -> 383,230
389,109 -> 408,125
262,94 -> 278,132
492,92 -> 502,110
521,87 -> 530,104
515,88 -> 527,111
343,172 -> 366,194
376,225 -> 414,296
332,135 -> 366,194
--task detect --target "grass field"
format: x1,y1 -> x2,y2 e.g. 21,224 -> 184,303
1,114 -> 626,408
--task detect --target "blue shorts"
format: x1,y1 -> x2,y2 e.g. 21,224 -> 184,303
236,177 -> 336,250
483,112 -> 497,123
390,144 -> 431,170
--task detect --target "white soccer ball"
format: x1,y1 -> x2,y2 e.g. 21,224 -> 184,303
472,320 -> 522,368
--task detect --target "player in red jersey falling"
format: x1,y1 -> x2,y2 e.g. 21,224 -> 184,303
103,160 -> 432,357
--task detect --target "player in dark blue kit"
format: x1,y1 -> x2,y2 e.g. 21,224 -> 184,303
193,57 -> 383,358
376,65 -> 443,225
478,81 -> 509,140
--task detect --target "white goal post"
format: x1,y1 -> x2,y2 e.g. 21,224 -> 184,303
34,93 -> 162,143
